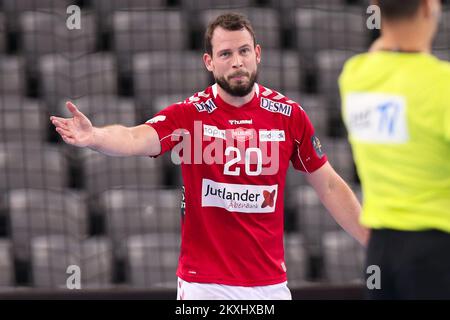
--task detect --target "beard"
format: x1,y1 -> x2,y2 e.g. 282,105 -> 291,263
215,70 -> 258,97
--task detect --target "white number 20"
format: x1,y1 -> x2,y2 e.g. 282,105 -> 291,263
224,147 -> 262,176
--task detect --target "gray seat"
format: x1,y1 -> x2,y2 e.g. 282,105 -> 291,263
433,10 -> 449,50
284,232 -> 308,286
3,0 -> 72,32
295,8 -> 369,67
82,148 -> 164,196
320,137 -> 355,184
268,0 -> 346,9
0,143 -> 69,191
126,233 -> 180,288
149,93 -> 192,113
8,189 -> 88,262
58,95 -> 137,127
0,96 -> 46,143
258,50 -> 302,92
0,13 -> 6,53
20,11 -> 97,75
181,0 -> 254,10
283,92 -> 329,137
133,51 -> 209,105
100,188 -> 182,250
0,239 -> 14,287
294,185 -> 340,256
31,235 -> 112,288
0,56 -> 26,95
322,230 -> 365,284
39,53 -> 117,112
113,11 -> 188,75
200,8 -> 281,49
93,0 -> 167,35
316,49 -> 355,107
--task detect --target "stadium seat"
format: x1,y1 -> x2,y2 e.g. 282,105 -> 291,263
322,230 -> 365,284
294,185 -> 340,256
93,0 -> 168,36
20,11 -> 97,76
82,148 -> 164,196
0,13 -> 6,53
113,10 -> 188,75
2,0 -> 72,32
284,232 -> 308,286
320,137 -> 356,183
0,96 -> 46,143
258,50 -> 303,92
126,233 -> 180,288
133,51 -> 209,105
295,8 -> 369,68
8,189 -> 88,262
268,0 -> 346,9
100,187 -> 182,246
0,239 -> 14,287
0,56 -> 26,95
316,49 -> 355,107
433,10 -> 450,49
39,53 -> 117,112
180,0 -> 254,10
58,95 -> 137,128
282,92 -> 329,137
31,235 -> 112,288
200,8 -> 281,49
0,143 -> 69,191
149,93 -> 193,113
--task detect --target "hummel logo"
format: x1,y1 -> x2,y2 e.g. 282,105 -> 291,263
229,119 -> 252,125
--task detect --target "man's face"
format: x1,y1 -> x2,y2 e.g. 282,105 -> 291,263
203,27 -> 261,97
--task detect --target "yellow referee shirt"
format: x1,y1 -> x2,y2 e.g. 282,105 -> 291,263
339,51 -> 450,233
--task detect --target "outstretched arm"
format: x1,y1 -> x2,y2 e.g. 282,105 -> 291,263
304,162 -> 370,246
50,101 -> 161,157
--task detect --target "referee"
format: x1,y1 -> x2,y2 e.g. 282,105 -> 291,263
339,0 -> 450,299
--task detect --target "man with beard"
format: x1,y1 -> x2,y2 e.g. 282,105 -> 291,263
51,13 -> 368,299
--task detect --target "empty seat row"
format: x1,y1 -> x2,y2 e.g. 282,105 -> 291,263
0,229 -> 364,288
0,143 -> 165,193
1,8 -> 377,57
1,48 -> 348,110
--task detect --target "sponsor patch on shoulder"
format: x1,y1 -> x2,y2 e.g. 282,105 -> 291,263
194,98 -> 217,113
311,135 -> 324,158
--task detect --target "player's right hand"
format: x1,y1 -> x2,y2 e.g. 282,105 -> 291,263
50,101 -> 94,147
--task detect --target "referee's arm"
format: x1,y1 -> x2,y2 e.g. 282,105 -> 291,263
50,101 -> 161,157
305,162 -> 370,246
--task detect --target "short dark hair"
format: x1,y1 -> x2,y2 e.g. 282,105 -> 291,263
374,0 -> 422,20
204,12 -> 256,55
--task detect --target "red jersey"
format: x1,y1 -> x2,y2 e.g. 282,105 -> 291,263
145,83 -> 327,286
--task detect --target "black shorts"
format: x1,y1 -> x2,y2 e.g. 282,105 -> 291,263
365,228 -> 450,299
